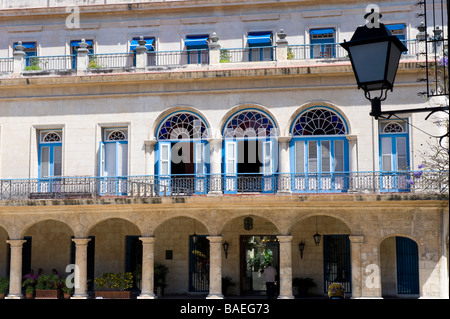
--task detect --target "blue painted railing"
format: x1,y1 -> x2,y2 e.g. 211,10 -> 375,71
0,170 -> 446,200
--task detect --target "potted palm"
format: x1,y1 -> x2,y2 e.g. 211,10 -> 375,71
94,272 -> 133,299
0,277 -> 9,299
35,274 -> 61,299
60,277 -> 72,299
22,278 -> 35,299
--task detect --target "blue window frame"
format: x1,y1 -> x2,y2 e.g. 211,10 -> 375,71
379,120 -> 410,192
222,108 -> 278,194
155,112 -> 209,194
185,35 -> 209,64
247,31 -> 273,61
310,28 -> 335,59
38,130 -> 62,193
290,107 -> 349,193
99,128 -> 128,195
386,24 -> 407,54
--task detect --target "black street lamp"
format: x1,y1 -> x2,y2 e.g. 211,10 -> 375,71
340,13 -> 407,119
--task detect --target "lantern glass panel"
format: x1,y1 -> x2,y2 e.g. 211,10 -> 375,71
349,41 -> 389,86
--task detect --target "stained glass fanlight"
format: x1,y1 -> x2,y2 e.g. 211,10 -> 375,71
292,108 -> 346,136
158,112 -> 208,140
224,110 -> 276,138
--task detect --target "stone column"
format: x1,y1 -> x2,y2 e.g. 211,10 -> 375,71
277,235 -> 294,299
144,140 -> 157,176
208,32 -> 221,66
277,137 -> 291,194
346,135 -> 358,172
76,39 -> 90,75
206,236 -> 223,299
207,138 -> 223,195
135,36 -> 149,70
12,42 -> 26,76
349,235 -> 365,298
138,237 -> 156,299
71,238 -> 91,299
5,239 -> 27,299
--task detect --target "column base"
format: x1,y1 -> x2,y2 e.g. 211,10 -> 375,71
71,294 -> 90,299
277,294 -> 294,299
206,294 -> 224,299
5,294 -> 23,299
137,293 -> 157,299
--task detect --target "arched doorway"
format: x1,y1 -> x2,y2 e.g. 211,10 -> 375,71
380,236 -> 419,297
155,111 -> 210,195
222,108 -> 278,194
23,220 -> 74,278
153,216 -> 208,295
291,215 -> 351,297
221,215 -> 279,296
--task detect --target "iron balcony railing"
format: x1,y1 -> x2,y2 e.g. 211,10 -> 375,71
219,46 -> 277,63
0,171 -> 447,201
0,57 -> 13,73
24,55 -> 74,72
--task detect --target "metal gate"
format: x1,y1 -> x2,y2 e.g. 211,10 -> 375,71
396,237 -> 419,294
323,235 -> 351,293
189,235 -> 210,292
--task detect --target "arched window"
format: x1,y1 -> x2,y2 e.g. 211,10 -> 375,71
379,120 -> 409,174
223,110 -> 276,138
39,130 -> 63,178
157,112 -> 207,140
290,107 -> 349,193
222,109 -> 278,193
156,111 -> 209,194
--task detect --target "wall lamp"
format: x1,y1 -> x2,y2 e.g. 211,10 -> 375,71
223,241 -> 229,259
298,241 -> 305,259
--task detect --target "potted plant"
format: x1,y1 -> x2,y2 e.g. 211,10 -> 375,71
222,276 -> 235,296
293,277 -> 316,297
94,272 -> 133,299
0,277 -> 9,299
35,274 -> 61,299
22,278 -> 35,299
60,277 -> 72,299
154,263 -> 169,297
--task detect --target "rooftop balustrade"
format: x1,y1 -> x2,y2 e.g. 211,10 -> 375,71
0,38 -> 430,77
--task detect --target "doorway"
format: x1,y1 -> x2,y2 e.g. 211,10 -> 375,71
237,140 -> 263,192
240,235 -> 279,296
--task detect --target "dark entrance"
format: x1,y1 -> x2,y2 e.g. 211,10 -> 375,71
189,235 -> 210,292
240,235 -> 279,296
237,140 -> 263,192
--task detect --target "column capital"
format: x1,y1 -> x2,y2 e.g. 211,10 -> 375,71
277,235 -> 293,243
349,235 -> 365,244
277,136 -> 292,143
346,135 -> 358,142
71,238 -> 91,246
144,139 -> 157,146
6,239 -> 27,247
206,235 -> 223,244
139,236 -> 156,244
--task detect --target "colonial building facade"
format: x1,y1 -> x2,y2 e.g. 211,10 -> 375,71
0,0 -> 448,299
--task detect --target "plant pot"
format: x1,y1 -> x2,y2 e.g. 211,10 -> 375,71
94,291 -> 132,299
25,292 -> 34,299
63,292 -> 71,299
35,289 -> 61,299
0,293 -> 5,299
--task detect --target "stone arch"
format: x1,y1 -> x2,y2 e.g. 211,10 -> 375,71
287,101 -> 352,136
151,105 -> 211,141
219,103 -> 280,139
22,219 -> 75,276
379,234 -> 420,297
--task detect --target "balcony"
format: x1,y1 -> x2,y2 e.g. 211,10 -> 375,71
0,171 -> 447,201
0,38 -> 427,78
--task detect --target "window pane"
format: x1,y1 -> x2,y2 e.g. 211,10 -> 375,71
381,137 -> 392,171
53,146 -> 62,176
117,143 -> 128,176
308,141 -> 318,172
104,143 -> 116,176
226,142 -> 236,174
160,144 -> 170,175
321,141 -> 331,172
295,141 -> 305,173
196,143 -> 204,174
40,147 -> 50,178
334,140 -> 344,172
396,137 -> 407,170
